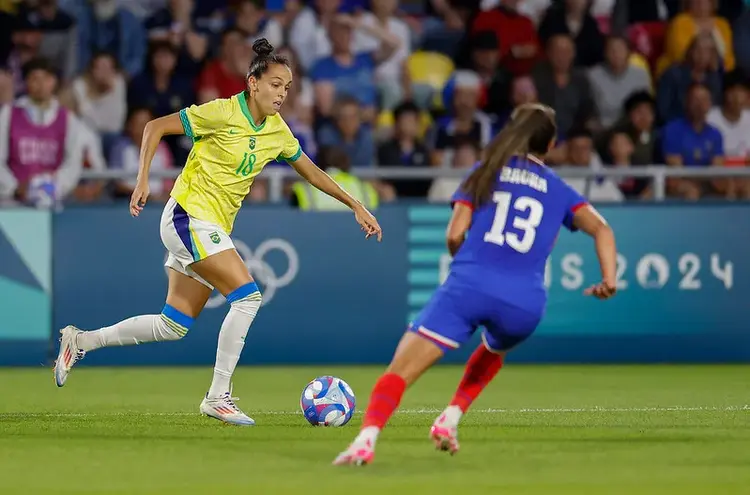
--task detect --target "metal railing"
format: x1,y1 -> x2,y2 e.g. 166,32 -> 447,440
80,165 -> 750,203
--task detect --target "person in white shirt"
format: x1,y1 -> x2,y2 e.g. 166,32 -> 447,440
0,58 -> 82,204
564,128 -> 624,202
428,137 -> 480,202
64,51 -> 127,152
707,72 -> 750,198
109,106 -> 174,200
353,0 -> 411,109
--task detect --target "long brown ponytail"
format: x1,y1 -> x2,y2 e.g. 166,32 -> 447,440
461,103 -> 557,206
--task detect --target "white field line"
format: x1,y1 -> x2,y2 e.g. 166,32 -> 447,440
0,405 -> 747,419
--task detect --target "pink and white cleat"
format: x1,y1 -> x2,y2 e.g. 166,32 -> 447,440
430,413 -> 460,455
332,439 -> 375,466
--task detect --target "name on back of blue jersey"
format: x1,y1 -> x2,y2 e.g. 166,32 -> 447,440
500,166 -> 548,193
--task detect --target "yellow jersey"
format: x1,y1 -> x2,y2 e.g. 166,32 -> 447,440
172,92 -> 301,233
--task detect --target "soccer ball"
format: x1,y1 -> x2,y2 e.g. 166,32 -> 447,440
300,376 -> 356,427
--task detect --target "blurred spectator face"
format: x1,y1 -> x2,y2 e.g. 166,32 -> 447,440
629,102 -> 655,132
471,32 -> 500,74
371,0 -> 397,16
511,76 -> 538,106
687,85 -> 713,121
152,46 -> 178,76
127,108 -> 153,143
567,136 -> 593,166
688,35 -> 716,71
500,0 -> 522,10
169,0 -> 194,17
609,132 -> 635,162
724,84 -> 748,114
548,36 -> 575,73
0,70 -> 13,106
453,86 -> 480,116
330,20 -> 353,55
12,28 -> 42,60
453,143 -> 479,168
26,69 -> 57,103
395,109 -> 419,140
236,1 -> 264,34
688,0 -> 714,17
90,0 -> 119,20
336,101 -> 362,140
222,31 -> 251,76
90,54 -> 118,91
605,37 -> 630,73
565,0 -> 588,15
315,0 -> 341,16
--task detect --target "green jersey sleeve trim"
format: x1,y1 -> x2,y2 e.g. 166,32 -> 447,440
281,145 -> 302,163
179,108 -> 194,138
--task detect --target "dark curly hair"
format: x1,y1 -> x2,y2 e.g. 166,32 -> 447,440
247,38 -> 290,80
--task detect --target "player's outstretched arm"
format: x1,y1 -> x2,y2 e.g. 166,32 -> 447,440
130,113 -> 184,217
289,153 -> 382,241
573,205 -> 617,299
446,203 -> 472,256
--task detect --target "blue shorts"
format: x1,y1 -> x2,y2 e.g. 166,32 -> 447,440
408,281 -> 542,353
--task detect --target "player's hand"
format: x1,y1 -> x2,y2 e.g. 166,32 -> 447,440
354,204 -> 382,242
584,281 -> 616,300
130,180 -> 150,217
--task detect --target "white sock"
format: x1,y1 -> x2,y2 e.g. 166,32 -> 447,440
355,426 -> 381,446
76,311 -> 191,352
207,291 -> 262,398
442,405 -> 463,427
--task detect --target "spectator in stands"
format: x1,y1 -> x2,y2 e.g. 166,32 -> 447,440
311,14 -> 400,120
291,145 -> 379,210
6,18 -> 44,96
318,96 -> 375,167
355,0 -> 412,109
0,58 -> 82,204
232,0 -> 283,48
465,30 -> 513,119
532,34 -> 598,139
110,106 -> 174,201
657,34 -> 722,123
495,74 -> 539,127
610,91 -> 660,167
734,8 -> 750,77
608,131 -> 651,198
430,70 -> 494,166
19,0 -> 77,81
707,72 -> 750,197
74,0 -> 146,78
128,41 -> 194,118
661,0 -> 735,73
428,136 -> 480,202
0,69 -> 12,106
145,0 -> 212,77
663,82 -> 724,200
64,51 -> 127,153
611,0 -> 680,33
421,0 -> 474,60
471,0 -> 541,75
563,128 -> 624,201
377,101 -> 431,197
589,35 -> 651,128
538,0 -> 605,68
288,0 -> 342,72
195,28 -> 248,103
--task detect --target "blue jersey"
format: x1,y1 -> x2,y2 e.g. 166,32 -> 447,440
449,156 -> 587,312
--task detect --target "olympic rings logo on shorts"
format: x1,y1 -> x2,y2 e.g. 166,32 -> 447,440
205,238 -> 300,309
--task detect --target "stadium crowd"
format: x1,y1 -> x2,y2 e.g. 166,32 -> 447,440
0,0 -> 749,208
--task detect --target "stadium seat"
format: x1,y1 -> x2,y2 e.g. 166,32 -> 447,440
628,21 -> 668,72
407,51 -> 455,109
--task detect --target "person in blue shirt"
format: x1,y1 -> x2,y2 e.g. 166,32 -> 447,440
663,82 -> 724,200
334,103 -> 618,467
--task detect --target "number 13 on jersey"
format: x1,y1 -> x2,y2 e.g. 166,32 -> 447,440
484,191 -> 544,253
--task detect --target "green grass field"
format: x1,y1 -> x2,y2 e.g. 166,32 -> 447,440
0,365 -> 748,494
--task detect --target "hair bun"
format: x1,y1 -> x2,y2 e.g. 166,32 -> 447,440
252,38 -> 275,58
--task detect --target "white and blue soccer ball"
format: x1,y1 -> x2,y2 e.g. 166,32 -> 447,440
300,376 -> 356,427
